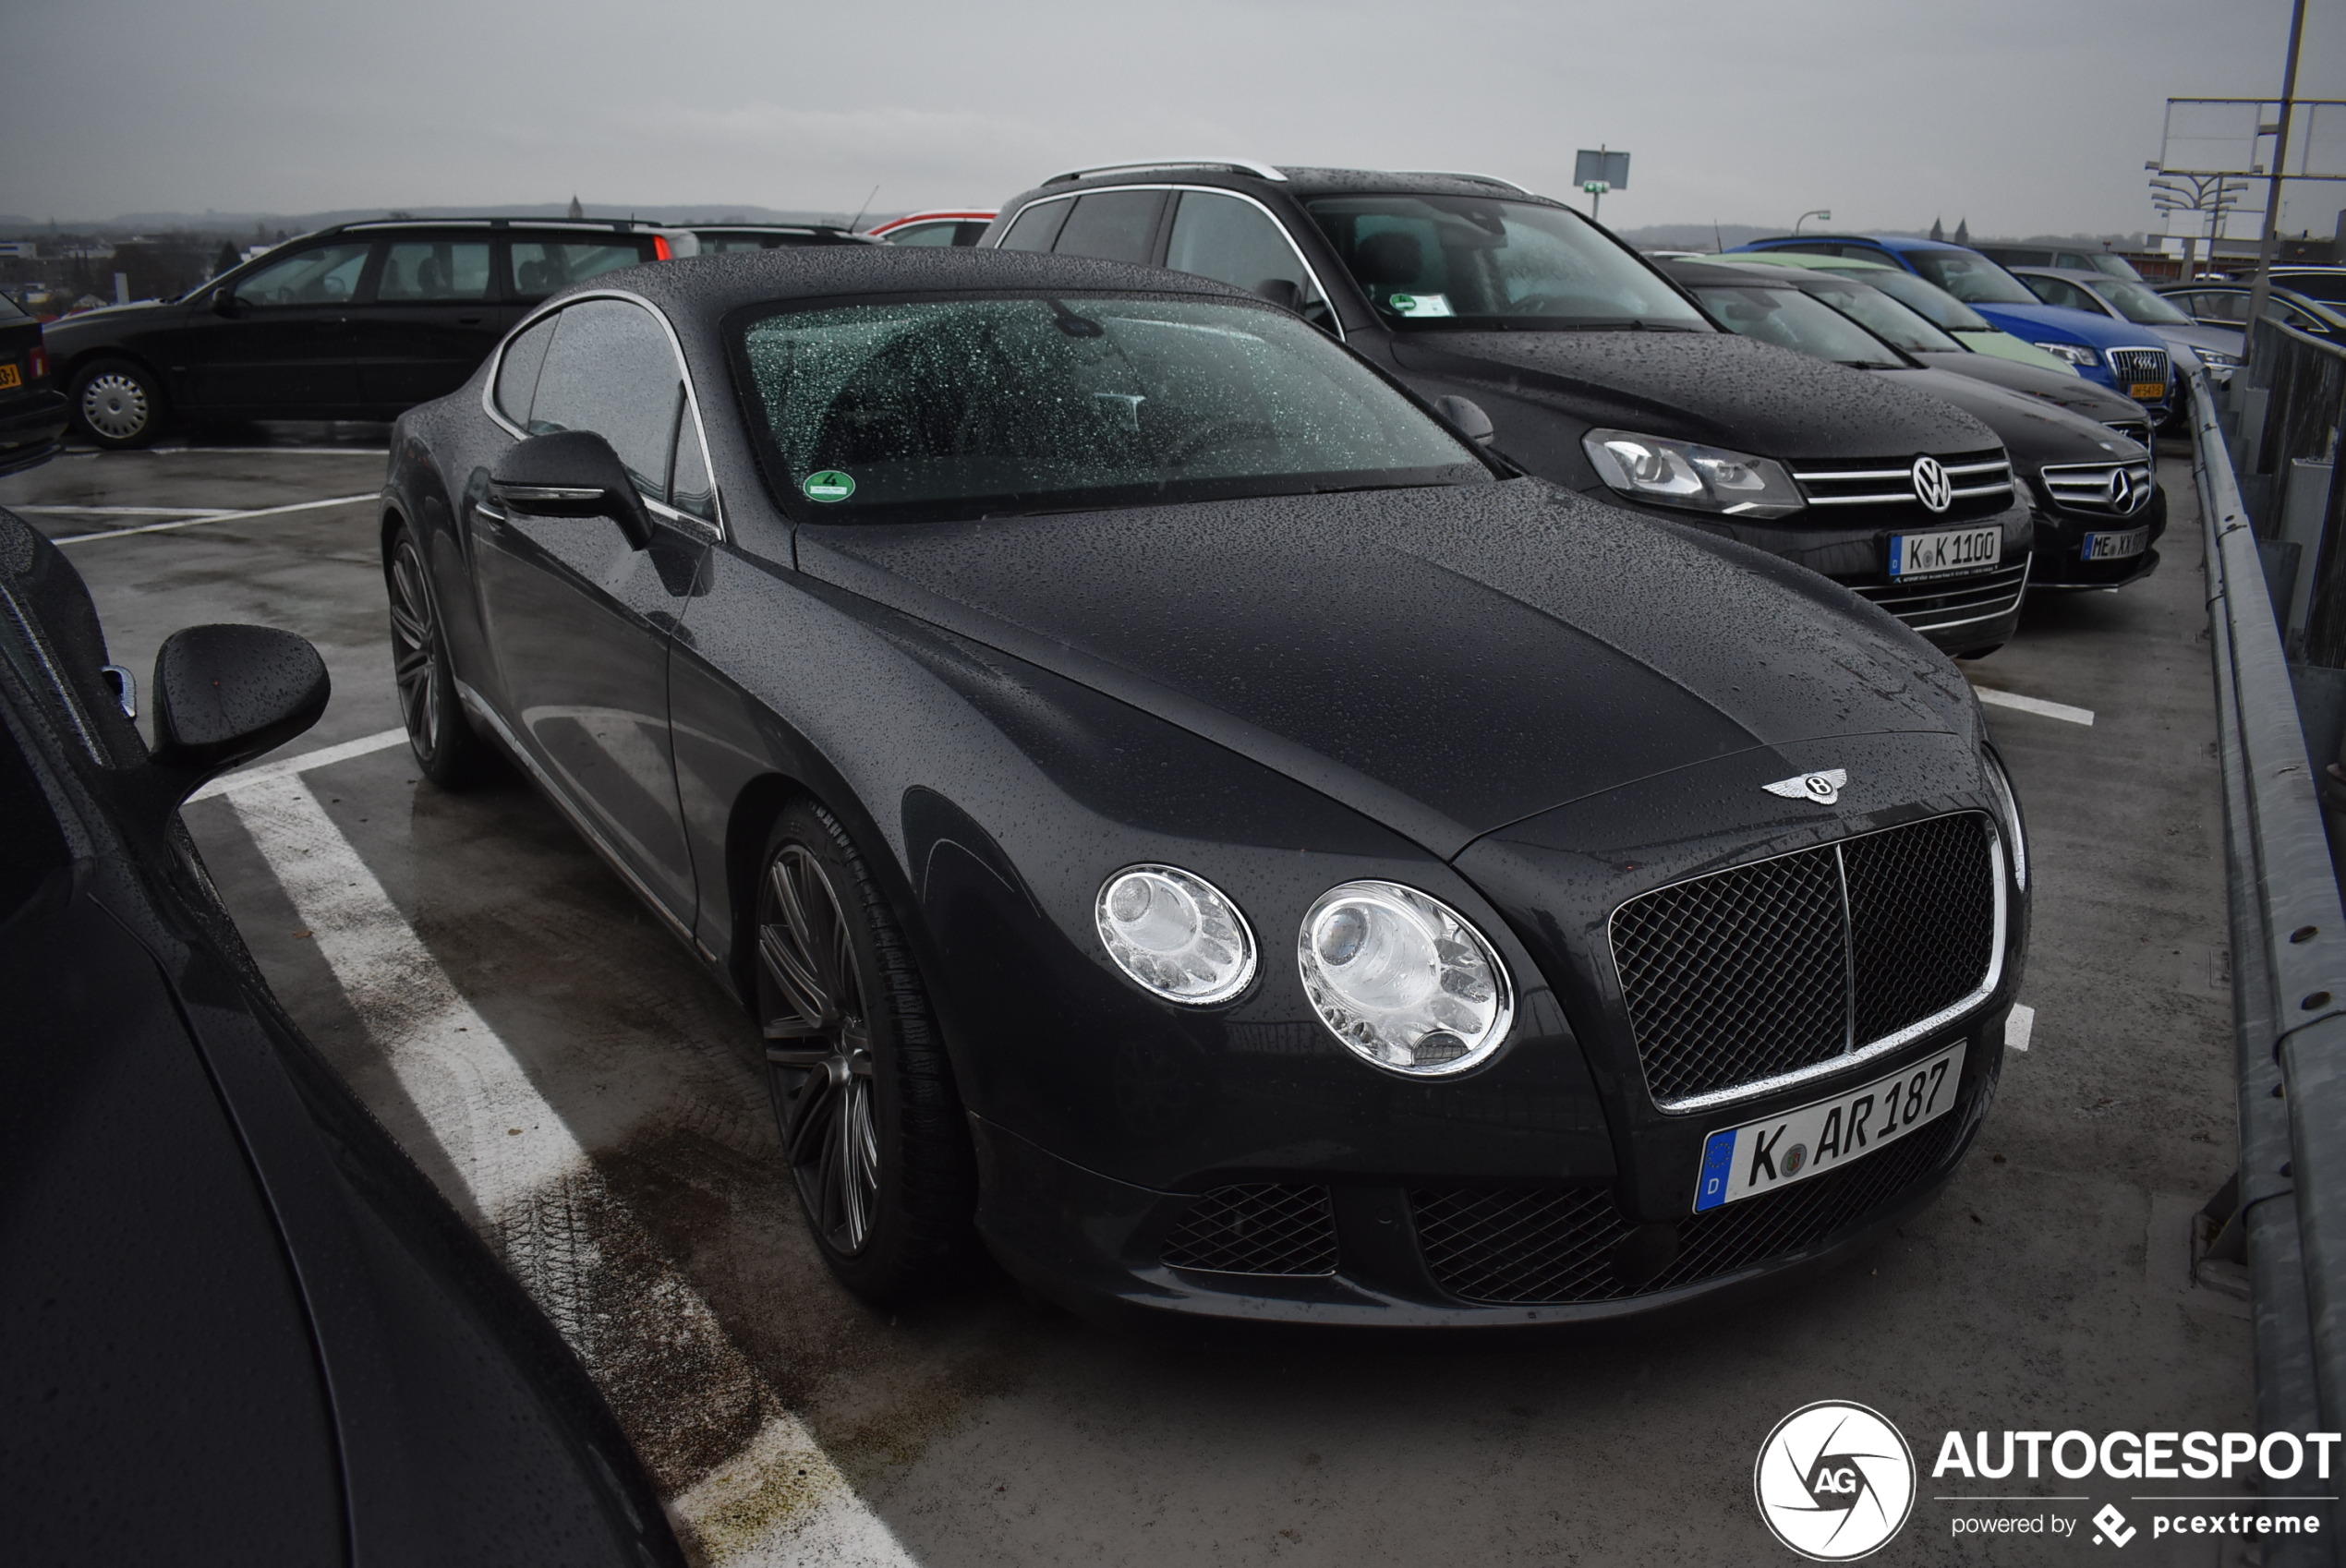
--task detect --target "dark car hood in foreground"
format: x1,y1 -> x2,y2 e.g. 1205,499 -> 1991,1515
1868,367 -> 2147,466
1388,330 -> 2000,461
799,478 -> 1978,857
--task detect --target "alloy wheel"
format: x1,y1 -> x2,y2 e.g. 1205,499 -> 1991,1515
388,538 -> 441,759
79,372 -> 151,442
758,844 -> 882,1255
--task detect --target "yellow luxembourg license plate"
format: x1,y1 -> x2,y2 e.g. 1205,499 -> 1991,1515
2130,381 -> 2164,400
0,364 -> 19,390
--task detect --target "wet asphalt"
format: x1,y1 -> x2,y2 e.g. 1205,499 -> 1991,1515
1,428 -> 2252,1567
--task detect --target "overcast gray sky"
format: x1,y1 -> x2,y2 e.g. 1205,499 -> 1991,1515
6,0 -> 2342,236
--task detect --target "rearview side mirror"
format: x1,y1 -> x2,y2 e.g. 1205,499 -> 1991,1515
149,624 -> 330,795
490,430 -> 653,550
1433,394 -> 1497,447
211,287 -> 242,318
1253,278 -> 1303,313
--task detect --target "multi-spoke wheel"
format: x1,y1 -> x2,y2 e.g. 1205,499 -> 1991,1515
754,800 -> 975,1300
70,358 -> 163,450
384,525 -> 490,787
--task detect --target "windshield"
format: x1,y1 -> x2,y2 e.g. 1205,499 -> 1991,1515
2091,279 -> 2192,326
733,295 -> 1489,522
1801,281 -> 1962,352
1304,195 -> 1710,331
1689,285 -> 1905,368
1904,250 -> 2041,305
2086,254 -> 2145,282
1834,268 -> 1995,333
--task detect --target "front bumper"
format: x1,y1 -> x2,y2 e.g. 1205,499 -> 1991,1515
2026,482 -> 2168,589
975,1031 -> 1999,1328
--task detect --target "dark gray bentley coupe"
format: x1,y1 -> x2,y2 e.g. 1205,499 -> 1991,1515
381,247 -> 2027,1325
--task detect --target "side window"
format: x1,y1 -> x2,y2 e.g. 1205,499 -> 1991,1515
889,223 -> 961,247
526,300 -> 683,502
1165,192 -> 1324,310
509,239 -> 652,303
669,412 -> 717,523
998,200 -> 1071,253
2196,293 -> 2247,323
233,242 -> 373,308
1051,191 -> 1165,264
494,314 -> 559,425
379,239 -> 492,301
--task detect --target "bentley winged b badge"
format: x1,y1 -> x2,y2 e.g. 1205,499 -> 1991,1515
1764,768 -> 1848,806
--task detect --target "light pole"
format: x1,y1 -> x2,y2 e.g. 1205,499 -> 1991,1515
2246,0 -> 2309,345
1794,210 -> 1832,234
2150,174 -> 2241,279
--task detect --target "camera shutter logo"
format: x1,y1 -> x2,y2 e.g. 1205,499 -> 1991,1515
1753,1401 -> 1916,1561
1910,455 -> 1953,513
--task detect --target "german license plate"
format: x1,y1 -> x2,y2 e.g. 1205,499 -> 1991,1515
1692,1043 -> 1966,1212
1889,525 -> 2001,580
2082,525 -> 2148,561
0,363 -> 19,390
2129,381 -> 2165,400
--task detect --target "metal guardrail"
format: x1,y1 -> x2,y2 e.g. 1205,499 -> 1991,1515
2194,364 -> 2346,1563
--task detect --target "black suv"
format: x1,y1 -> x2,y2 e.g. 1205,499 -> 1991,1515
42,217 -> 683,448
983,162 -> 2034,657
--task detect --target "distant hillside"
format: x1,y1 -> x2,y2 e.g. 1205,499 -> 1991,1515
0,203 -> 902,237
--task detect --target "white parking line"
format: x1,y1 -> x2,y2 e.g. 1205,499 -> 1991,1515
2005,1003 -> 2036,1053
1972,687 -> 2097,727
50,492 -> 375,544
144,445 -> 392,456
222,770 -> 917,1566
8,503 -> 236,517
187,727 -> 408,802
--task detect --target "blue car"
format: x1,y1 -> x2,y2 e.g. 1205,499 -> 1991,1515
1731,234 -> 2176,416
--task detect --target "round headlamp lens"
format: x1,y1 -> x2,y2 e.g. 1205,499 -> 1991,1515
1095,864 -> 1257,1005
1298,881 -> 1514,1075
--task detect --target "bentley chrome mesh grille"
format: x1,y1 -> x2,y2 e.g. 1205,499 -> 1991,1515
1160,1184 -> 1337,1275
1610,814 -> 2000,1109
1411,1098 -> 1971,1304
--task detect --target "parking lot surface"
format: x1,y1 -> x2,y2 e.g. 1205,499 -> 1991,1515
2,432 -> 2253,1565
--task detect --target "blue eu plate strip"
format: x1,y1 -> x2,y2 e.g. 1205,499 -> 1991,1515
1695,1128 -> 1738,1212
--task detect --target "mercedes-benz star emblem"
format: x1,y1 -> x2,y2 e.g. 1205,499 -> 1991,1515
1765,768 -> 1848,806
2106,466 -> 2137,513
1910,455 -> 1952,514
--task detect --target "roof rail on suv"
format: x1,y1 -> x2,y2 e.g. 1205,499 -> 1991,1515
1043,158 -> 1288,186
309,216 -> 677,237
1390,171 -> 1531,195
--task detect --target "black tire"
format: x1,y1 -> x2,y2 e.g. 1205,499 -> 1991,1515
385,524 -> 493,787
754,798 -> 975,1303
69,357 -> 165,450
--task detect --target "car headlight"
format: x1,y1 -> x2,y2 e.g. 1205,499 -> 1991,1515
1298,881 -> 1515,1075
1582,429 -> 1804,519
2033,341 -> 2102,369
1096,864 -> 1257,1005
1983,752 -> 2027,891
2196,348 -> 2241,368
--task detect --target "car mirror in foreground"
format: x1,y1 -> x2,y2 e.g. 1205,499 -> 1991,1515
1253,278 -> 1303,313
1434,394 -> 1497,447
211,287 -> 241,317
148,624 -> 330,797
490,430 -> 653,549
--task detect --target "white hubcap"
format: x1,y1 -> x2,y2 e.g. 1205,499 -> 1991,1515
79,374 -> 151,441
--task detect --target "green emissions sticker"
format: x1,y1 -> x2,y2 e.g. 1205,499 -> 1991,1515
803,470 -> 856,502
1387,291 -> 1455,319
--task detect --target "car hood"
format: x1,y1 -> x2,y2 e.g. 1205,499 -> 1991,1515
2146,321 -> 2244,357
1966,300 -> 2167,349
797,477 -> 1977,858
39,298 -> 183,342
1908,352 -> 2144,421
1386,329 -> 1998,461
1868,367 -> 2145,464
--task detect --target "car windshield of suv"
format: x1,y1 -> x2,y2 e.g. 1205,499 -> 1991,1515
1304,195 -> 1710,331
1799,280 -> 1962,352
1903,250 -> 2042,306
1688,285 -> 1905,368
734,295 -> 1491,521
1832,267 -> 1996,333
2089,279 -> 2193,326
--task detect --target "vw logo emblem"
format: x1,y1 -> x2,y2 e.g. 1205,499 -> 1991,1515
1910,455 -> 1952,514
2106,466 -> 2138,513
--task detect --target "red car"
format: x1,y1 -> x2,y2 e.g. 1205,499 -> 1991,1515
865,209 -> 996,247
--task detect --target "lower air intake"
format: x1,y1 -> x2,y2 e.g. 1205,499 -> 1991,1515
1161,1183 -> 1338,1276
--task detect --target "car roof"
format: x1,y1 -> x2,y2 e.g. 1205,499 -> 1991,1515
1010,160 -> 1554,206
2007,265 -> 2128,286
1717,250 -> 1896,273
865,210 -> 998,233
1663,258 -> 1842,288
1749,234 -> 1969,255
551,245 -> 1262,318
